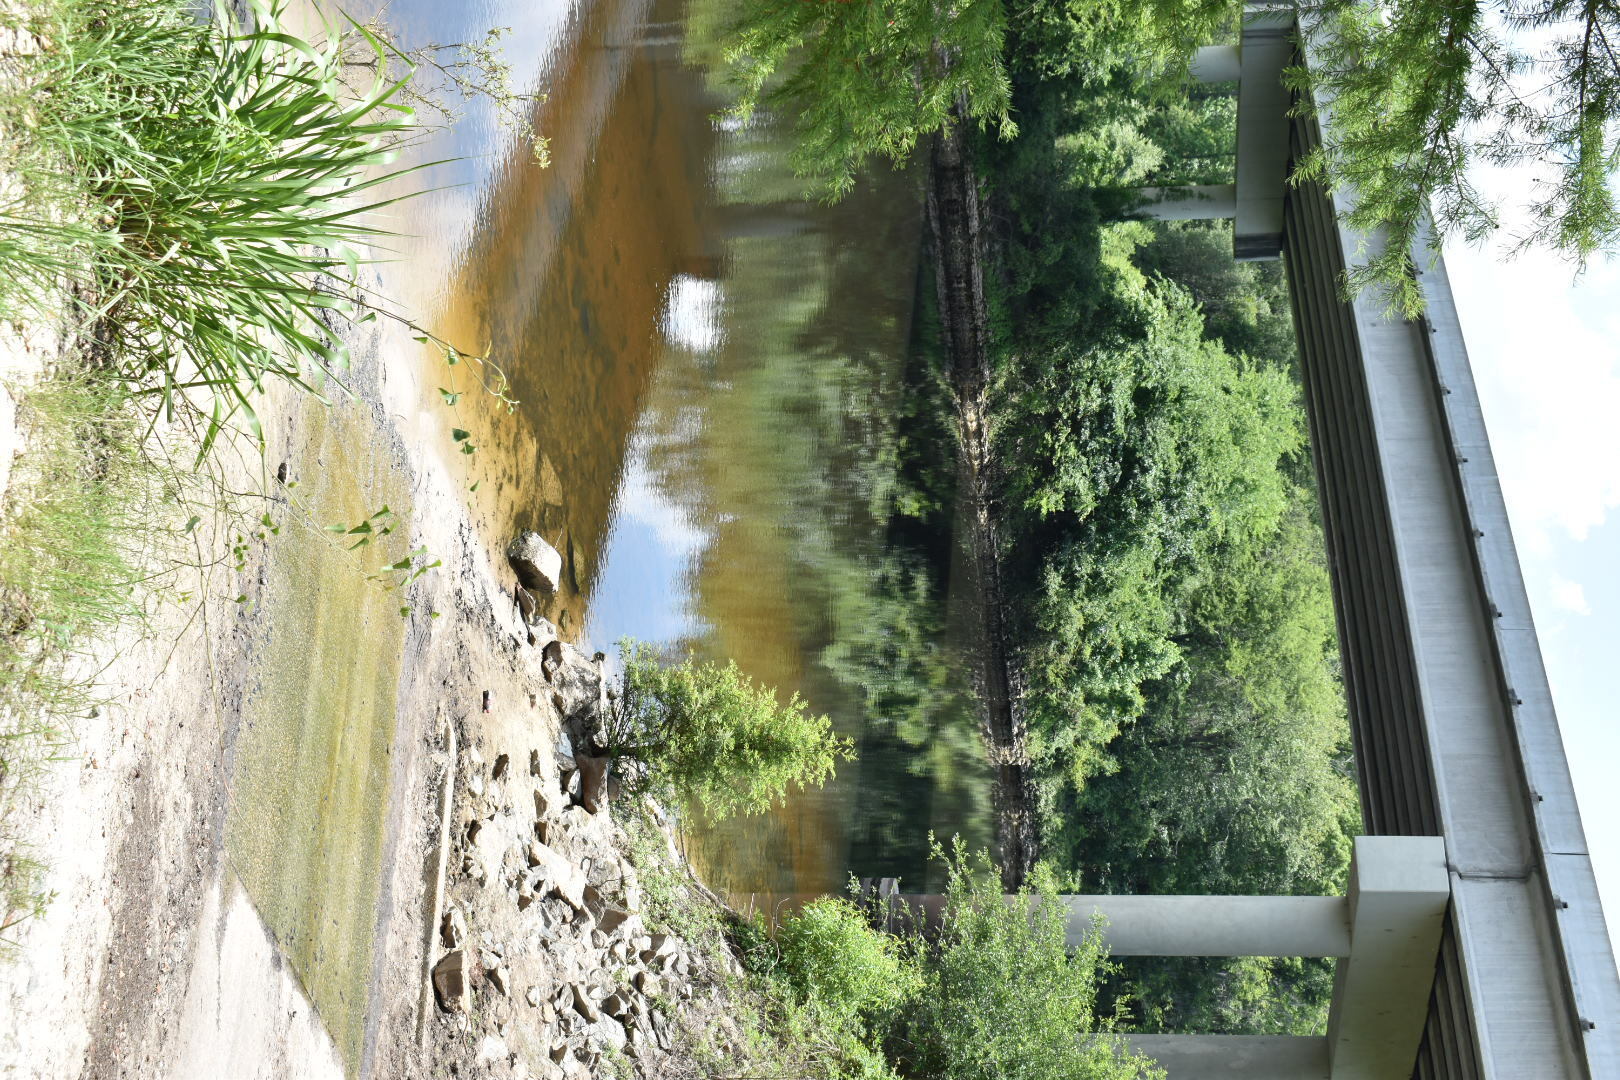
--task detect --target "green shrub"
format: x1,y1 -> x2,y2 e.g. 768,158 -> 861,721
775,898 -> 921,1028
612,639 -> 853,821
894,845 -> 1163,1080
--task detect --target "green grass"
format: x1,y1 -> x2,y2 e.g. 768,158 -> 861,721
0,367 -> 156,949
0,0 -> 432,452
0,0 -> 453,955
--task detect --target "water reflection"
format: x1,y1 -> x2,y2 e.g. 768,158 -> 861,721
385,0 -> 994,898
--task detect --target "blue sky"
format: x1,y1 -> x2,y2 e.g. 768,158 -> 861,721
1444,225 -> 1620,955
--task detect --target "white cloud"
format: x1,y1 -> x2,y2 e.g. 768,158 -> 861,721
1546,574 -> 1593,617
660,275 -> 725,354
1445,239 -> 1620,551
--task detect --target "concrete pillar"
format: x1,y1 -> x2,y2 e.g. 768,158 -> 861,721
1062,894 -> 1349,956
1327,836 -> 1450,1080
1135,184 -> 1238,221
1128,1035 -> 1330,1080
1191,45 -> 1242,83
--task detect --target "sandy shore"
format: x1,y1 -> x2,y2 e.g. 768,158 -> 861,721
0,254 -> 609,1077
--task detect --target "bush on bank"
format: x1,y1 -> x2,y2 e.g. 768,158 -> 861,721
610,639 -> 855,822
735,846 -> 1162,1079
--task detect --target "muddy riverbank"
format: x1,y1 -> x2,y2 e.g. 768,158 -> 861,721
0,273 -> 781,1079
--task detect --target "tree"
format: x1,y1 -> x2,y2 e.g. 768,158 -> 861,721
1290,0 -> 1620,313
611,640 -> 854,820
721,0 -> 1016,198
998,277 -> 1304,792
890,845 -> 1163,1080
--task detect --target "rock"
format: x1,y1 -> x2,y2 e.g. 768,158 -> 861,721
530,748 -> 545,777
561,769 -> 581,803
534,785 -> 562,821
440,908 -> 467,949
575,755 -> 610,814
601,992 -> 630,1019
542,639 -> 564,682
516,878 -> 535,911
516,585 -> 539,624
487,965 -> 510,996
527,985 -> 543,1008
570,983 -> 601,1022
492,753 -> 510,781
508,532 -> 564,594
527,842 -> 545,868
597,906 -> 633,936
476,1034 -> 508,1065
626,1015 -> 656,1059
529,843 -> 587,910
634,971 -> 662,998
433,951 -> 468,1012
641,935 -> 676,964
588,1017 -> 628,1052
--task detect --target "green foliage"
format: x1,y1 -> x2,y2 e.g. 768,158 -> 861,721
0,370 -> 155,950
960,48 -> 1360,1032
892,846 -> 1161,1080
1000,277 -> 1304,789
614,639 -> 854,821
721,0 -> 1014,198
0,0 -> 430,450
1283,0 -> 1620,311
773,898 -> 920,1026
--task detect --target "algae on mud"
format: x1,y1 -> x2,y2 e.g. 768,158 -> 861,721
224,399 -> 413,1070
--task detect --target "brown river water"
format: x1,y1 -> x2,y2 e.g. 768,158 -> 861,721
211,0 -> 999,1066
380,0 -> 1000,902
390,0 -> 993,901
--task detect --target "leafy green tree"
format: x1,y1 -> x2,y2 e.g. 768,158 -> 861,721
722,0 -> 1015,198
613,640 -> 854,820
999,277 -> 1304,792
1129,221 -> 1298,370
891,845 -> 1162,1080
1292,0 -> 1620,313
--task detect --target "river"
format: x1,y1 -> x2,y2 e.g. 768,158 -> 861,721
377,0 -> 997,901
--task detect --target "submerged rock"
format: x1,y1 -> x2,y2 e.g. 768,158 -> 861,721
508,532 -> 563,594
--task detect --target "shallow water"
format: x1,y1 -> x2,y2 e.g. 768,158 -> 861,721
377,0 -> 999,898
218,0 -> 996,1068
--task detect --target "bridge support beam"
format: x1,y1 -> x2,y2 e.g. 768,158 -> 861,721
1077,837 -> 1450,1080
1127,1035 -> 1329,1080
1061,893 -> 1348,956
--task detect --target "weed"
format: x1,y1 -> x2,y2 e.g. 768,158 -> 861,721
0,367 -> 158,949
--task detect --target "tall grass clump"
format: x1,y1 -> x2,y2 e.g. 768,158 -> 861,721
0,0 -> 432,450
0,369 -> 154,949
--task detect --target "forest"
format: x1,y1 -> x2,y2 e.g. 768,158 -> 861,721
712,0 -> 1367,1036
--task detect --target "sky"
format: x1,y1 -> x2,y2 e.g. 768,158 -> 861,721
1443,205 -> 1620,956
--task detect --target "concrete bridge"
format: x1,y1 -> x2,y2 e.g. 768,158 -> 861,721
1116,8 -> 1620,1077
780,12 -> 1619,1078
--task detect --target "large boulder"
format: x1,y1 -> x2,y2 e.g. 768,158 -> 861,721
508,532 -> 564,594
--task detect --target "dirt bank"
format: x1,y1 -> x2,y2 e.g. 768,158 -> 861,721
0,237 -> 790,1078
